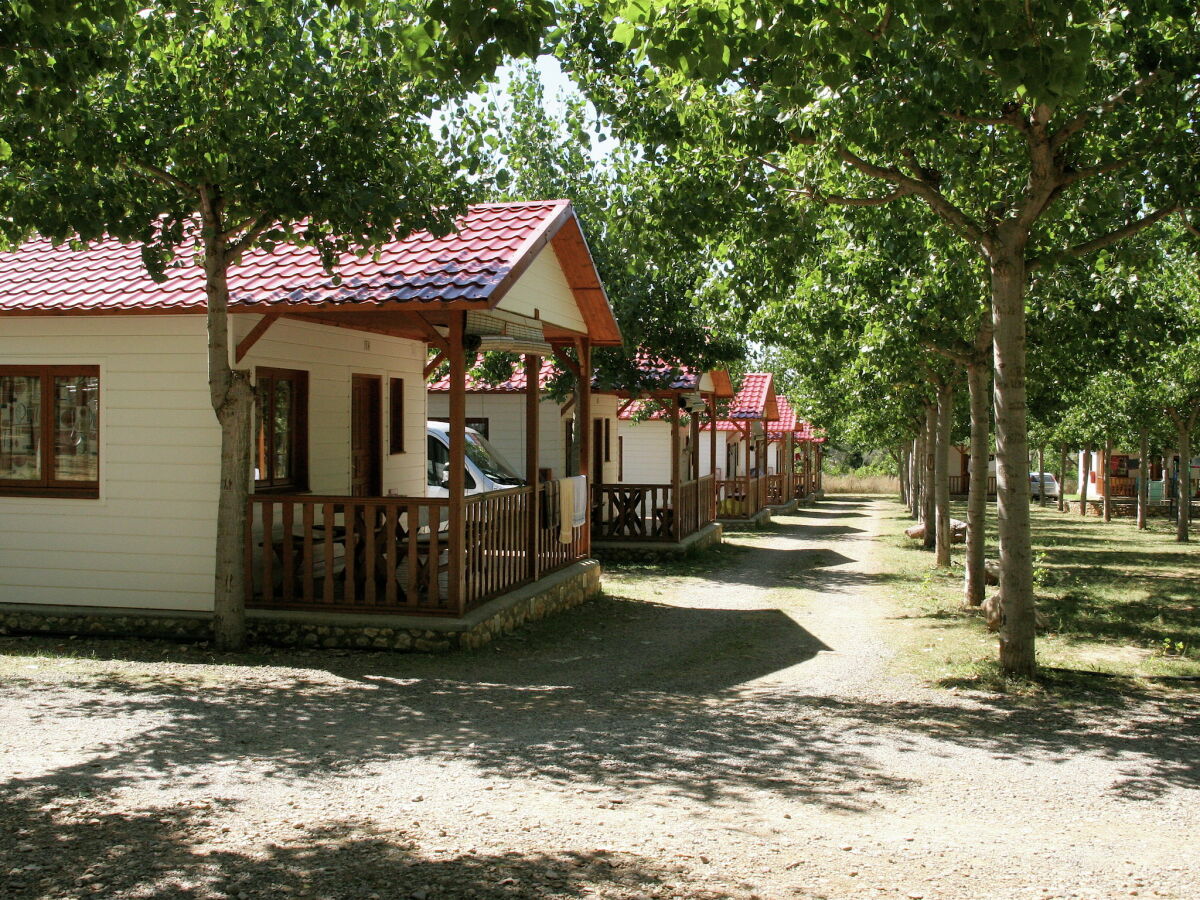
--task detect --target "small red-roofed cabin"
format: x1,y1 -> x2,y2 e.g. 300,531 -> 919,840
702,373 -> 780,522
764,397 -> 826,505
594,364 -> 733,551
0,200 -> 620,646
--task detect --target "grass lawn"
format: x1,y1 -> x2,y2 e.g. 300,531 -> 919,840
878,498 -> 1200,690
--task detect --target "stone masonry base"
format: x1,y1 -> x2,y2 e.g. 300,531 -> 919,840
0,559 -> 601,653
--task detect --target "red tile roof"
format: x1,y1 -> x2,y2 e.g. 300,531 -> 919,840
0,201 -> 580,314
728,373 -> 776,420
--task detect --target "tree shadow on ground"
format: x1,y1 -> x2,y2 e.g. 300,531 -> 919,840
0,789 -> 696,900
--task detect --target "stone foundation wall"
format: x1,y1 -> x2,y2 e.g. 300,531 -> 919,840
0,560 -> 602,653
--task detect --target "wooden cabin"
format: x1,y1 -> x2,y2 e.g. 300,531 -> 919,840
766,396 -> 822,506
701,373 -> 780,523
595,364 -> 733,550
0,200 -> 622,648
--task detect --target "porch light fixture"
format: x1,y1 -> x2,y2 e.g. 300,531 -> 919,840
465,310 -> 552,355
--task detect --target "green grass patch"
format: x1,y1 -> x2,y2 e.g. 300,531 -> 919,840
879,500 -> 1200,692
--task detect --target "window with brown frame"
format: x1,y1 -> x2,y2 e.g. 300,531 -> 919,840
254,367 -> 308,492
0,365 -> 100,498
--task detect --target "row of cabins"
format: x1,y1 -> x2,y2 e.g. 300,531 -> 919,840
0,200 -> 822,648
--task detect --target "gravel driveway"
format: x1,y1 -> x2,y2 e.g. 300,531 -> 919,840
2,496 -> 1197,900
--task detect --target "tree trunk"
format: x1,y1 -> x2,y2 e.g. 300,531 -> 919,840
1175,417 -> 1191,543
201,189 -> 254,651
990,249 -> 1036,677
1137,429 -> 1149,530
910,436 -> 920,518
935,379 -> 953,567
964,362 -> 989,606
1057,445 -> 1067,513
1038,445 -> 1046,508
1102,438 -> 1112,523
1079,447 -> 1091,517
923,402 -> 936,550
898,444 -> 909,507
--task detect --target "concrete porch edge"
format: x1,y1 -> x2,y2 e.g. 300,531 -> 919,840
591,522 -> 723,561
718,507 -> 773,529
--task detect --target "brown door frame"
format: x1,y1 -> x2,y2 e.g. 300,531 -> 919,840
350,374 -> 382,497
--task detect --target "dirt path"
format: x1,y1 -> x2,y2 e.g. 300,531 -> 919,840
2,497 -> 1198,900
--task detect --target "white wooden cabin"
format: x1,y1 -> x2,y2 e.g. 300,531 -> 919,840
0,201 -> 622,639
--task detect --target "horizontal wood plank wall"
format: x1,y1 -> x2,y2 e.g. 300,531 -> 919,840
238,316 -> 427,499
0,316 -> 219,611
496,245 -> 588,334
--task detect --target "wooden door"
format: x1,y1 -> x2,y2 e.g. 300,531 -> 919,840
351,375 -> 382,497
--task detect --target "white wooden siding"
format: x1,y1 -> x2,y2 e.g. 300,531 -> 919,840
236,315 -> 427,498
495,246 -> 587,335
0,313 -> 429,613
0,315 -> 219,611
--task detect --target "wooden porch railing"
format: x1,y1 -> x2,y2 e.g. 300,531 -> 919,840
765,473 -> 787,505
246,484 -> 588,618
948,475 -> 998,495
698,473 -> 716,526
463,486 -> 530,610
715,475 -> 764,519
245,495 -> 453,615
591,478 -> 711,542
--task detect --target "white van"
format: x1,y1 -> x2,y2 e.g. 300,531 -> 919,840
426,421 -> 527,498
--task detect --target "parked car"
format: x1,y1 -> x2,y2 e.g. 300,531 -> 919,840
1029,471 -> 1060,498
426,421 -> 526,497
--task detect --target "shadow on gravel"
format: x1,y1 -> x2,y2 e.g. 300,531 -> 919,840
0,791 -> 687,900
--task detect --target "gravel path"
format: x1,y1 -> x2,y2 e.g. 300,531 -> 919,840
2,496 -> 1198,900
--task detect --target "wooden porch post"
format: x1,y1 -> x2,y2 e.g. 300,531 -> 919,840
816,444 -> 823,494
690,405 -> 700,481
670,398 -> 681,539
708,395 -> 718,477
448,312 -> 467,614
578,338 -> 592,556
743,422 -> 752,513
525,353 -> 541,582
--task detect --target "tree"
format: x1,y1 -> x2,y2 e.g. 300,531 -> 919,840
480,63 -> 743,375
564,3 -> 1200,675
1,0 -> 552,647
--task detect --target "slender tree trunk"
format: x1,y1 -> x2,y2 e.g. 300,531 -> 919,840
964,362 -> 989,606
910,436 -> 920,519
1080,447 -> 1091,517
1057,445 -> 1067,513
1038,445 -> 1046,508
990,248 -> 1036,677
1172,413 -> 1192,542
1137,429 -> 1149,530
935,380 -> 954,567
201,188 -> 254,651
898,444 -> 909,507
1102,438 -> 1112,523
923,402 -> 937,550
